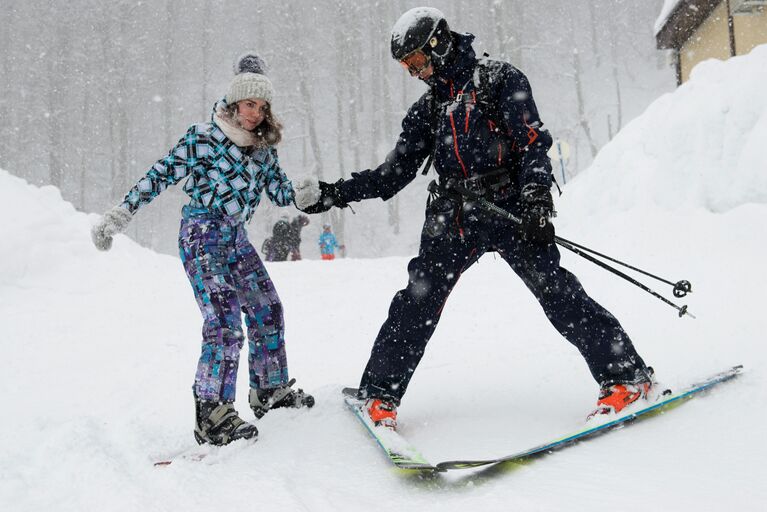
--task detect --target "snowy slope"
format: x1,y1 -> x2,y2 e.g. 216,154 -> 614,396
2,47 -> 767,511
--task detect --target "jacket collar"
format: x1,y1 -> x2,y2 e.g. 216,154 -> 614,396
431,32 -> 477,94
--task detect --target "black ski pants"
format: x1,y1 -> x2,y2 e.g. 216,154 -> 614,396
358,199 -> 649,404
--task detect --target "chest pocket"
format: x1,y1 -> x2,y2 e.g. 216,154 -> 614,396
435,86 -> 507,177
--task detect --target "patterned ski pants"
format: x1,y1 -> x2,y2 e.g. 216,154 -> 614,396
179,208 -> 289,402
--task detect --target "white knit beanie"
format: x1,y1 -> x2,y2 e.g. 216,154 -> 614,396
226,72 -> 274,105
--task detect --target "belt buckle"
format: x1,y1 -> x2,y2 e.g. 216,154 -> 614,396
463,177 -> 486,196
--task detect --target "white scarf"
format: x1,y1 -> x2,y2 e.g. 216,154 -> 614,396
213,106 -> 259,148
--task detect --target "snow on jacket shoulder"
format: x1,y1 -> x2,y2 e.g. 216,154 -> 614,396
120,118 -> 294,223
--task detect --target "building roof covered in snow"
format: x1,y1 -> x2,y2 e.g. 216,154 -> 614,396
655,0 -> 767,84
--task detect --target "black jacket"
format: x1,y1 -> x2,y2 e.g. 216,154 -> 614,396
338,33 -> 553,204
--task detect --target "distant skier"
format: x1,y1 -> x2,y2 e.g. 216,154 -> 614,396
265,216 -> 292,261
286,214 -> 310,260
296,8 -> 655,429
91,53 -> 314,446
261,236 -> 276,262
318,224 -> 343,260
264,214 -> 310,261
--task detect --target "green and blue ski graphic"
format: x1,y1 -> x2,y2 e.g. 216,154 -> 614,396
343,365 -> 743,472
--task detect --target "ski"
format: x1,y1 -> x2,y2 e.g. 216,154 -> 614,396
344,366 -> 742,473
153,438 -> 257,467
342,388 -> 437,471
153,444 -> 215,466
433,365 -> 743,471
153,451 -> 208,467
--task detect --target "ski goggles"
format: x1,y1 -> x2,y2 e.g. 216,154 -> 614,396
399,49 -> 431,76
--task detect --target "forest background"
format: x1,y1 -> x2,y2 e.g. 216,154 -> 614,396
0,0 -> 673,258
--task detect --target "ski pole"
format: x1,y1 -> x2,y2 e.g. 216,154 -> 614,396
553,235 -> 692,298
443,180 -> 694,318
554,237 -> 694,319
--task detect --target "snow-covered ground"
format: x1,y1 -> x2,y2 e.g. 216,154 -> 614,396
2,46 -> 766,511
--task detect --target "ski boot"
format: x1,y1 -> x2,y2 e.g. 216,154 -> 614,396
365,398 -> 398,430
194,397 -> 258,446
249,378 -> 315,419
589,368 -> 659,419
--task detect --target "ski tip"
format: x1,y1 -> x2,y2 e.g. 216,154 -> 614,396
341,387 -> 359,398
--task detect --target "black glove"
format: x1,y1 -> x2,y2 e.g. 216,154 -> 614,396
298,179 -> 348,214
520,184 -> 555,244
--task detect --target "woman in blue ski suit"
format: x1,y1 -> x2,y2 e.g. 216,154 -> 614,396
91,54 -> 313,446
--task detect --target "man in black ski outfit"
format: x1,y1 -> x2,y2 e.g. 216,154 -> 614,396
296,7 -> 654,428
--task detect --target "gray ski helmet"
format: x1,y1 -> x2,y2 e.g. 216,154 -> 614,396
390,7 -> 453,66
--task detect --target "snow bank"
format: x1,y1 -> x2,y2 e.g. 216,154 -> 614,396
0,170 -> 90,285
558,44 -> 767,219
0,169 -> 172,290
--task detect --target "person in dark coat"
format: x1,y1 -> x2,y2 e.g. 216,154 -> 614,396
265,215 -> 309,261
286,214 -> 310,260
266,216 -> 292,261
295,8 -> 654,429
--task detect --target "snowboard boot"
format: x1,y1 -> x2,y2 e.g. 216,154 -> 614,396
365,398 -> 398,430
194,397 -> 258,446
249,378 -> 315,419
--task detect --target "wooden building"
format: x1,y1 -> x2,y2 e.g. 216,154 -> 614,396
656,0 -> 767,84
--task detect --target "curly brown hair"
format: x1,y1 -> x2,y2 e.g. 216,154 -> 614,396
224,101 -> 283,147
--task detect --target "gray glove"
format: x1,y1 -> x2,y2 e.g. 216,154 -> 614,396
295,178 -> 348,214
91,206 -> 133,251
293,176 -> 322,211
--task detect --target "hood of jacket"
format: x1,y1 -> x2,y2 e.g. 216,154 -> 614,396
429,32 -> 477,93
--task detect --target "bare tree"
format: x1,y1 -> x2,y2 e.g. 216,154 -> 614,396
283,7 -> 324,179
0,2 -> 13,169
572,47 -> 599,159
607,4 -> 624,133
588,0 -> 602,67
504,0 -> 526,68
332,0 -> 349,244
381,2 -> 400,235
200,0 -> 212,119
46,21 -> 72,190
162,0 -> 177,149
487,0 -> 505,60
78,86 -> 92,211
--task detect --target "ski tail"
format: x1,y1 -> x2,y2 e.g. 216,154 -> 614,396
433,365 -> 743,472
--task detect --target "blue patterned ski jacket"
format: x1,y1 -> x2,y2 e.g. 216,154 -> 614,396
120,100 -> 294,223
318,232 -> 340,255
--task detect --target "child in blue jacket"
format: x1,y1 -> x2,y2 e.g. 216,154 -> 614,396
319,224 -> 343,260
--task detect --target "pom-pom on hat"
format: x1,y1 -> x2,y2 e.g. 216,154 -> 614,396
234,52 -> 268,75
